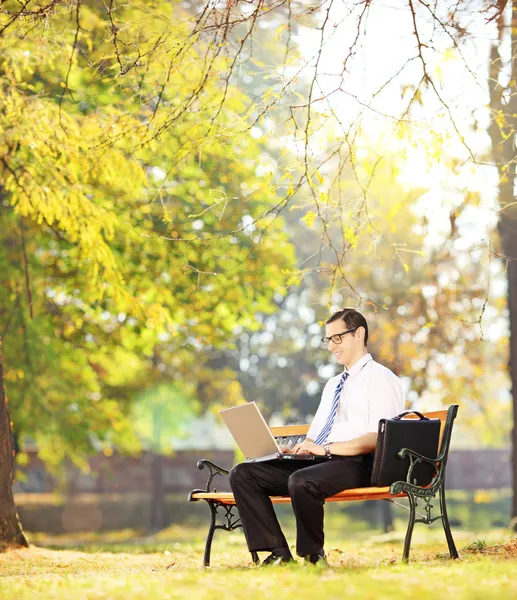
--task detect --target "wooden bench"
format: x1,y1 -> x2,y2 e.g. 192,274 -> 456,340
188,404 -> 459,566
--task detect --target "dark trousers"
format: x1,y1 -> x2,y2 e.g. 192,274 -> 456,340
228,454 -> 374,557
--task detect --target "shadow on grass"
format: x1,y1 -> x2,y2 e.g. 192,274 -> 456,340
38,541 -> 189,554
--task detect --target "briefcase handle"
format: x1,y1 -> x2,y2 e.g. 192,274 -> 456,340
392,410 -> 429,421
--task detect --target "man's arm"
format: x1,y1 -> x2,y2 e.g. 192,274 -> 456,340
326,432 -> 377,455
292,432 -> 377,456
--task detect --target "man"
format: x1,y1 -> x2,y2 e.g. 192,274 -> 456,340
229,308 -> 405,565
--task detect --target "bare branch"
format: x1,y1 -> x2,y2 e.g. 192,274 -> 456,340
58,0 -> 81,120
18,217 -> 34,320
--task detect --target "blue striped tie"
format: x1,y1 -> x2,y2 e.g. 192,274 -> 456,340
314,372 -> 349,445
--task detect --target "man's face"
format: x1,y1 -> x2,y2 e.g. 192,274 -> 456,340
324,319 -> 361,366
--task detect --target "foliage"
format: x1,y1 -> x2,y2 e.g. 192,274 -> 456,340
130,384 -> 195,453
0,0 -> 296,465
207,152 -> 509,448
465,538 -> 488,551
0,0 -> 513,461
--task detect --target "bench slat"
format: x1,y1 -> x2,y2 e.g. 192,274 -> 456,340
190,487 -> 407,506
270,425 -> 310,437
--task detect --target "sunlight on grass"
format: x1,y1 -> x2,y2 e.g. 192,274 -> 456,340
1,525 -> 517,599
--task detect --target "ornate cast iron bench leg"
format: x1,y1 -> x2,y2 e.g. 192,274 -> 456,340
200,500 -> 243,567
440,485 -> 458,559
402,493 -> 417,562
189,460 -> 240,567
204,501 -> 218,567
393,484 -> 459,563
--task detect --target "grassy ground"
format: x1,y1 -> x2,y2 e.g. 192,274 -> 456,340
1,518 -> 517,599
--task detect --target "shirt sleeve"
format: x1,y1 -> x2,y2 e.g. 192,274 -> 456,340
326,418 -> 354,442
307,379 -> 334,441
366,370 -> 405,434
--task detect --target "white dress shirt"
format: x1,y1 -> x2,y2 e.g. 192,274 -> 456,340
307,353 -> 405,443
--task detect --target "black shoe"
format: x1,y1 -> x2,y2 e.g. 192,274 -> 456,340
304,549 -> 327,566
262,549 -> 294,566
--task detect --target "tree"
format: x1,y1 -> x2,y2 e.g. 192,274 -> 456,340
2,0 -> 516,527
0,337 -> 28,548
210,152 -> 507,447
150,0 -> 513,509
487,2 -> 517,521
162,0 -> 516,526
0,0 -> 297,546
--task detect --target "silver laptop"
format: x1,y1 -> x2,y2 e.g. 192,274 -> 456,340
220,402 -> 327,463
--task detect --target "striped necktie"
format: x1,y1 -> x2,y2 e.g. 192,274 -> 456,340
314,372 -> 349,445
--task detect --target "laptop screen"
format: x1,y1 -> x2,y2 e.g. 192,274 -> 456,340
220,403 -> 280,459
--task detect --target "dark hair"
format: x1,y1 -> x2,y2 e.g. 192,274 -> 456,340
326,308 -> 369,346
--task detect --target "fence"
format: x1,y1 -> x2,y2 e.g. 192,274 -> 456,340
13,448 -> 513,533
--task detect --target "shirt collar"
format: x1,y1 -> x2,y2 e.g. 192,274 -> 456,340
344,353 -> 373,377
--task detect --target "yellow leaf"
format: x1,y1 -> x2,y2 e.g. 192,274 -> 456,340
344,226 -> 358,250
301,210 -> 316,228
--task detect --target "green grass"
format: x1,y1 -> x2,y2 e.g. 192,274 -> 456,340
0,522 -> 516,599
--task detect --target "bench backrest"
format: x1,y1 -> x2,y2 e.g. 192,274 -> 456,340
402,410 -> 447,451
270,406 -> 458,460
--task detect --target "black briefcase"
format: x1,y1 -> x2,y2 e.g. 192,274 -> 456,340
370,410 -> 441,487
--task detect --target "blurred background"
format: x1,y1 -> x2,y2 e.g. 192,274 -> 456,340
1,0 -> 516,545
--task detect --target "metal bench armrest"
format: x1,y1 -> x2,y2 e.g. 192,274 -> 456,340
398,447 -> 441,487
196,459 -> 230,493
397,447 -> 440,466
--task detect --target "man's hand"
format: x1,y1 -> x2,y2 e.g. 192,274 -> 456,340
292,440 -> 325,456
278,444 -> 293,454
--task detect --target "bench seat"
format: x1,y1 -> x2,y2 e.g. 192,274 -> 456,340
190,487 -> 407,505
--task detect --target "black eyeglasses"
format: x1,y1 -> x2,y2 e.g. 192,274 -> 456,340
321,327 -> 358,348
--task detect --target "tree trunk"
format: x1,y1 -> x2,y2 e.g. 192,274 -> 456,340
149,453 -> 165,532
381,500 -> 394,533
0,336 -> 28,549
488,3 -> 517,526
500,214 -> 517,522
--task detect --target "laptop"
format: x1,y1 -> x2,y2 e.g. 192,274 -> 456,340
220,402 -> 329,463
